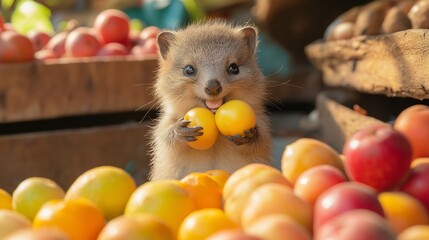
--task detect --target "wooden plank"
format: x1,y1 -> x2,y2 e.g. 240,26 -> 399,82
0,57 -> 158,123
306,29 -> 429,100
0,121 -> 152,193
317,90 -> 387,151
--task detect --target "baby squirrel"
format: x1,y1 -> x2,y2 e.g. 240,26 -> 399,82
149,21 -> 272,180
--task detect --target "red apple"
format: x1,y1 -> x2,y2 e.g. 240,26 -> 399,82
314,182 -> 385,231
96,42 -> 128,57
45,32 -> 68,58
27,30 -> 51,51
0,14 -> 4,32
343,124 -> 412,191
0,31 -> 35,62
94,9 -> 130,45
35,49 -> 57,60
131,38 -> 158,57
394,104 -> 429,159
315,210 -> 396,240
294,165 -> 347,207
139,26 -> 161,41
65,27 -> 101,58
400,163 -> 429,211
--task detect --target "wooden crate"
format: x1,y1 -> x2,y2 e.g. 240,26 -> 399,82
306,29 -> 429,100
0,121 -> 152,193
0,57 -> 158,123
0,57 -> 158,192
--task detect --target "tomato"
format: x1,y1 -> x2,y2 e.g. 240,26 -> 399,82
94,9 -> 130,45
215,100 -> 256,136
184,107 -> 218,150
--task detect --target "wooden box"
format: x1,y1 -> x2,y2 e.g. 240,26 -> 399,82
0,57 -> 158,192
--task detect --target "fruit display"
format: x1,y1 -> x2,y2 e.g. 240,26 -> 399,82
0,8 -> 160,63
2,1 -> 429,239
1,102 -> 428,239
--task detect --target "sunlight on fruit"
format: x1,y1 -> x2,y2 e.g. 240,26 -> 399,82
215,100 -> 256,136
184,107 -> 218,150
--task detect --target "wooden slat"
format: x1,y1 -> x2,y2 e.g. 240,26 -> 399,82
306,29 -> 429,100
0,57 -> 158,123
317,90 -> 387,152
0,121 -> 152,193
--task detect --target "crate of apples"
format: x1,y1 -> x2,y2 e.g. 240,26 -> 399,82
0,9 -> 161,63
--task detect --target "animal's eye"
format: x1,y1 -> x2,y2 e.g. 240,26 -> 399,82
183,65 -> 196,76
227,63 -> 240,75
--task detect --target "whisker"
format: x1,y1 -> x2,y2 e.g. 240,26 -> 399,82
133,83 -> 154,87
268,78 -> 303,89
266,96 -> 284,110
135,99 -> 157,112
264,65 -> 285,78
139,102 -> 157,124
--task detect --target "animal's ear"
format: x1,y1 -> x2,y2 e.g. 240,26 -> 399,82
240,26 -> 258,53
157,31 -> 175,60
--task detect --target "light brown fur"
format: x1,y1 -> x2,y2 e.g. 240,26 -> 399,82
149,21 -> 272,180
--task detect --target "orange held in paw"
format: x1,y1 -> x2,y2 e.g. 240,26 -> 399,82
184,107 -> 218,150
215,100 -> 256,136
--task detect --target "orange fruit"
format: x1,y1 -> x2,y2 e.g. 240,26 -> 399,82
3,227 -> 69,240
124,180 -> 196,235
398,225 -> 429,239
178,208 -> 238,240
12,177 -> 65,221
281,138 -> 343,185
215,100 -> 256,136
33,199 -> 105,240
411,158 -> 429,168
184,107 -> 218,150
0,210 -> 31,238
223,163 -> 291,224
0,188 -> 12,210
378,191 -> 429,234
204,169 -> 231,190
180,172 -> 222,209
65,166 -> 136,220
98,214 -> 175,240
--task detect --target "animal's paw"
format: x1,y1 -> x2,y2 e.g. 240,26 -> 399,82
174,118 -> 203,142
226,126 -> 258,146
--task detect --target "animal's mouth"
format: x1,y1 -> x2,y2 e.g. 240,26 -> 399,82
204,99 -> 224,113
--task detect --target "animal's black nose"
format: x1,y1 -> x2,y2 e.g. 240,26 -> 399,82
205,79 -> 222,95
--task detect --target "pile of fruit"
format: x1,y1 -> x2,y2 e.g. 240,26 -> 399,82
0,9 -> 160,63
0,103 -> 428,239
325,0 -> 429,41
